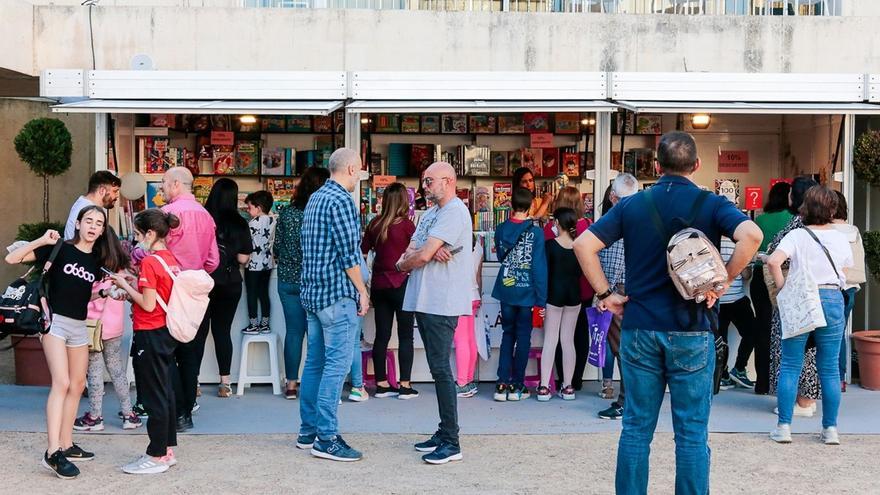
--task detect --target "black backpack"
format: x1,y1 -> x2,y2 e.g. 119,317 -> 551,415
0,242 -> 63,346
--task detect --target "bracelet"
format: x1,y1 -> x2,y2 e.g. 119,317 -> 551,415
596,287 -> 615,301
98,289 -> 106,298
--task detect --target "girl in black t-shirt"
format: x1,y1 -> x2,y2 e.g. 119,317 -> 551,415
5,205 -> 122,479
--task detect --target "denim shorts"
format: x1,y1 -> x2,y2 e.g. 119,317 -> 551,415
46,314 -> 89,348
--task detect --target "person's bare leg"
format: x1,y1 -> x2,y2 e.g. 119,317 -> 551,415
797,396 -> 816,409
42,335 -> 70,453
60,345 -> 89,449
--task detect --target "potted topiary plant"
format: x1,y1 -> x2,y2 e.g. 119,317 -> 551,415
853,130 -> 880,187
10,118 -> 73,386
854,231 -> 880,390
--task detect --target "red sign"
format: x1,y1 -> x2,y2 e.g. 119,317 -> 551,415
770,178 -> 793,188
718,150 -> 749,173
530,133 -> 554,148
372,175 -> 396,188
744,186 -> 763,210
210,131 -> 234,146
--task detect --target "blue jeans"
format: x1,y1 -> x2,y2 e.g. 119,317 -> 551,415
602,342 -> 616,380
279,282 -> 308,381
298,297 -> 359,440
617,329 -> 714,495
839,287 -> 857,381
497,303 -> 533,385
777,289 -> 844,428
349,318 -> 364,389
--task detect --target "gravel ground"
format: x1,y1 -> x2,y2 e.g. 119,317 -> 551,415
4,431 -> 876,494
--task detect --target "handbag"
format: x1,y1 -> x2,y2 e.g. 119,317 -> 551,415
776,234 -> 826,340
586,307 -> 613,368
86,319 -> 104,353
0,242 -> 63,346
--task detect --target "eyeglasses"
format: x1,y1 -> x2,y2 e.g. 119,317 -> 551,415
422,177 -> 450,187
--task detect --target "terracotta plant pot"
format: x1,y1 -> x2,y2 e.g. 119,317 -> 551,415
12,335 -> 51,386
853,330 -> 880,391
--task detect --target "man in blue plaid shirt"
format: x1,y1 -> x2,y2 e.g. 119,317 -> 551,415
596,173 -> 637,421
296,148 -> 370,463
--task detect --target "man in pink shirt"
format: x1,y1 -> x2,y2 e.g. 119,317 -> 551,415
160,167 -> 219,431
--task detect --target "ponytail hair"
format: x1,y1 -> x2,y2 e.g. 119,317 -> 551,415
134,208 -> 180,239
553,207 -> 578,240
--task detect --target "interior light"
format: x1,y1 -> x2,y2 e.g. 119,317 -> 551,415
360,117 -> 371,125
691,114 -> 711,130
580,117 -> 596,127
240,115 -> 257,124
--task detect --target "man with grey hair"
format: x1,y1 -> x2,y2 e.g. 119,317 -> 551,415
396,161 -> 473,464
596,173 -> 637,421
297,148 -> 370,462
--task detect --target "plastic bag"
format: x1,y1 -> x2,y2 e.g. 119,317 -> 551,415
587,307 -> 613,368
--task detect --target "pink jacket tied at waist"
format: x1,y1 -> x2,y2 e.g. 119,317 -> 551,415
162,193 -> 219,273
88,280 -> 124,340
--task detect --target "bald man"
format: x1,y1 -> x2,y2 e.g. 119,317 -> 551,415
397,162 -> 474,464
159,166 -> 219,432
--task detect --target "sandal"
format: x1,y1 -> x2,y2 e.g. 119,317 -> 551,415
218,383 -> 232,398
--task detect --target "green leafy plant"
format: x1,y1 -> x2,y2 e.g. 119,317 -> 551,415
864,231 -> 880,281
13,118 -> 73,223
854,130 -> 880,188
16,222 -> 64,242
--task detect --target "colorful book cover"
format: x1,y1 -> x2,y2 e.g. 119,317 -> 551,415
143,137 -> 170,174
213,145 -> 235,175
562,152 -> 580,177
521,148 -> 543,177
420,115 -> 440,134
401,115 -> 421,133
456,187 -> 471,211
714,178 -> 740,206
145,181 -> 166,209
634,148 -> 657,180
313,115 -> 333,133
150,114 -> 175,128
266,178 -> 298,202
374,114 -> 400,133
614,111 -> 636,135
235,141 -> 259,175
261,116 -> 286,132
507,150 -> 523,172
192,177 -> 213,205
541,148 -> 559,177
582,193 -> 594,220
441,114 -> 468,134
635,114 -> 663,135
463,145 -> 491,176
498,115 -> 525,134
210,115 -> 230,131
524,113 -> 550,133
286,115 -> 312,133
493,182 -> 512,209
296,150 -> 322,171
474,186 -> 492,212
313,135 -> 333,153
469,115 -> 497,134
410,144 -> 435,179
194,115 -> 211,132
554,113 -> 580,134
261,147 -> 286,176
490,151 -> 508,176
284,148 -> 296,175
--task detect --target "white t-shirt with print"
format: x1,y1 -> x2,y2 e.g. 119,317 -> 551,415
776,227 -> 853,287
247,215 -> 276,271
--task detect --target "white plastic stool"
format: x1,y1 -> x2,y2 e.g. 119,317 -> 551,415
236,333 -> 283,396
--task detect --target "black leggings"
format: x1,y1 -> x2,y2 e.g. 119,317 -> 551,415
198,282 -> 242,376
556,300 -> 589,390
750,270 -> 773,394
718,295 -> 757,372
132,327 -> 177,457
245,270 -> 271,320
371,283 -> 415,383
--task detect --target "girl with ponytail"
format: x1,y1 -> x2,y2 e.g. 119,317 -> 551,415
536,207 -> 584,402
109,208 -> 183,475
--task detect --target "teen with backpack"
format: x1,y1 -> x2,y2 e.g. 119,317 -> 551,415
109,209 -> 183,475
492,188 -> 548,402
5,205 -> 117,479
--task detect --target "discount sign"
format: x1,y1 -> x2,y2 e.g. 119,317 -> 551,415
745,187 -> 763,210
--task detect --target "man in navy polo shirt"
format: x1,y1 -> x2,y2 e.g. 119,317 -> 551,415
574,131 -> 762,494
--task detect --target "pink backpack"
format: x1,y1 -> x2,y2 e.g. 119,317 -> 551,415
151,255 -> 214,343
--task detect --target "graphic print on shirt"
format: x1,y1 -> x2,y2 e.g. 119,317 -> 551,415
62,262 -> 97,283
412,212 -> 436,248
247,216 -> 276,271
501,230 -> 534,288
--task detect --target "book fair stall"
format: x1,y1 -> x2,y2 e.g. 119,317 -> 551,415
41,69 -> 880,384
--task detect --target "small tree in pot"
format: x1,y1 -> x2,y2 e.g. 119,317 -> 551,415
854,129 -> 880,188
13,118 -> 72,236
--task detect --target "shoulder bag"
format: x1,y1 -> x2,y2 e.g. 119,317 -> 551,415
776,229 -> 827,340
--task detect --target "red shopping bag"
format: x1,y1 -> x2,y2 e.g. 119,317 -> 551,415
532,306 -> 545,328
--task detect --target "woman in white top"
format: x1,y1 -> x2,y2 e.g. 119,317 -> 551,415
831,191 -> 866,390
766,185 -> 853,445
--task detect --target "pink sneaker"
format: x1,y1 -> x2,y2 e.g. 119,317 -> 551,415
163,448 -> 177,467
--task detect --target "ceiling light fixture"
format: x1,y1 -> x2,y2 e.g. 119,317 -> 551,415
239,115 -> 257,124
691,113 -> 711,130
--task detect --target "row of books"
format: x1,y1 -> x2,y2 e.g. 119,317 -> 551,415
368,113 -> 584,135
147,112 -> 345,134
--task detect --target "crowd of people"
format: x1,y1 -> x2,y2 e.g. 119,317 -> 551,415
6,132 -> 865,491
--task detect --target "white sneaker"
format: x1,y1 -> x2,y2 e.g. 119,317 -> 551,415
122,454 -> 171,475
348,387 -> 369,402
773,404 -> 815,418
821,427 -> 840,445
770,424 -> 792,444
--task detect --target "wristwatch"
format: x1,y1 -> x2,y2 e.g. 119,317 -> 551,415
596,287 -> 615,301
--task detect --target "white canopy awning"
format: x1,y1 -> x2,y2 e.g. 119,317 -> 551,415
50,99 -> 344,115
615,101 -> 880,115
345,100 -> 618,114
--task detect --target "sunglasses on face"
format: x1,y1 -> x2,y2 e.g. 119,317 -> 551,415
422,176 -> 450,187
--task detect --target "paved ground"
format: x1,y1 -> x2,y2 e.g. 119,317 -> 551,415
5,431 -> 877,494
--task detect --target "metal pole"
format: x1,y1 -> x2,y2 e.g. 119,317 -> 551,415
842,113 -> 856,382
594,111 -> 612,220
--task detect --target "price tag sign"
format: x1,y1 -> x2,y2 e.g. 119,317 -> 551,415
210,131 -> 234,146
530,133 -> 554,148
745,186 -> 763,210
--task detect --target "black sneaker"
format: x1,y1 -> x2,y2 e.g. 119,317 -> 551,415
296,433 -> 316,450
374,384 -> 400,398
42,449 -> 79,479
729,368 -> 755,389
493,383 -> 508,402
132,403 -> 149,419
61,443 -> 94,462
176,414 -> 193,432
598,402 -> 624,420
718,377 -> 735,391
421,442 -> 462,465
414,432 -> 442,453
398,386 -> 419,400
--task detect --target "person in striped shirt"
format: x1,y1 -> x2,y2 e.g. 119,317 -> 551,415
717,236 -> 757,390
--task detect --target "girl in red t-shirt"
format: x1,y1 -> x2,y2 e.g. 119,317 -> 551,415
109,209 -> 181,475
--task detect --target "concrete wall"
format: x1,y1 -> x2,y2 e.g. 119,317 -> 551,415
3,3 -> 880,76
0,99 -> 94,283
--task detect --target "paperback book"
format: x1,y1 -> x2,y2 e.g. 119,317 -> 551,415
213,146 -> 235,175
235,141 -> 259,175
490,151 -> 508,176
261,147 -> 286,176
463,145 -> 491,176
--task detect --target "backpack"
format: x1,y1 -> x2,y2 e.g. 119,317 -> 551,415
644,190 -> 727,304
150,254 -> 215,343
0,242 -> 62,346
